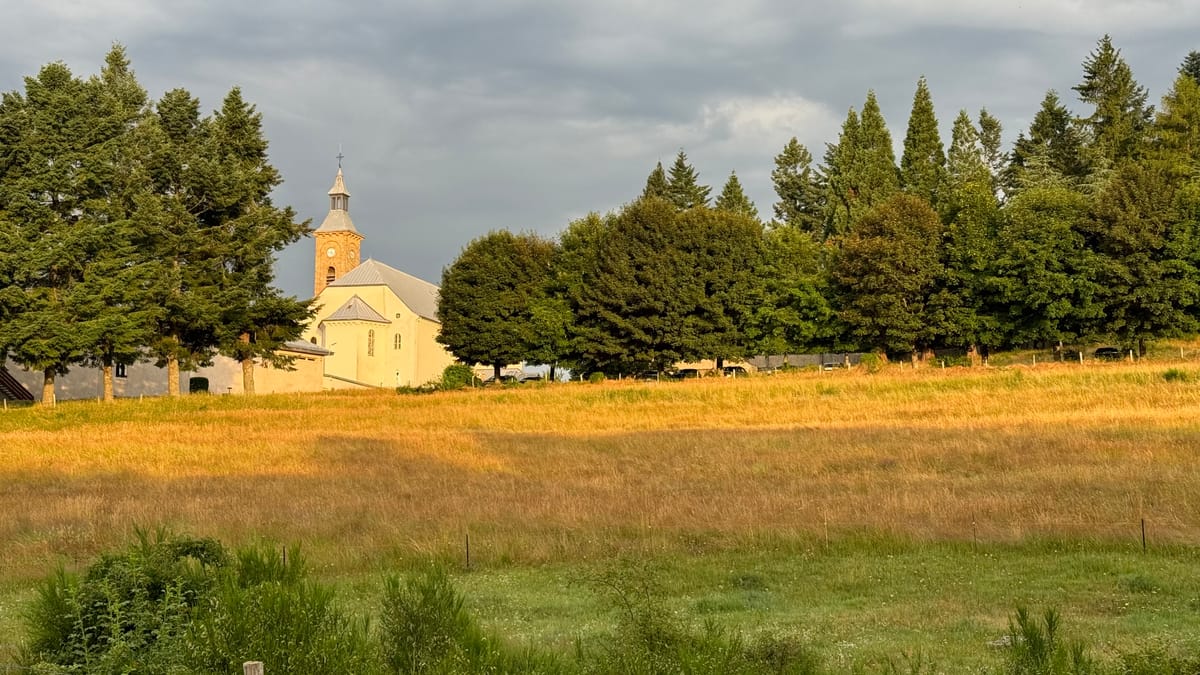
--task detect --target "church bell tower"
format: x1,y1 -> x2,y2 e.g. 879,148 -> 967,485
313,164 -> 363,296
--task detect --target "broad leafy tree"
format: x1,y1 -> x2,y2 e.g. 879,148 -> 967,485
437,230 -> 556,381
832,194 -> 942,358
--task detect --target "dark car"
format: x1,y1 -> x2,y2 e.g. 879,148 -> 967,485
1093,347 -> 1124,361
722,366 -> 748,377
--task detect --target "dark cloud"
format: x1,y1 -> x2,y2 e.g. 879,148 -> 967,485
2,1 -> 1198,296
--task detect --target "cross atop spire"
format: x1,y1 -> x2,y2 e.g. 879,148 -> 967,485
336,144 -> 344,168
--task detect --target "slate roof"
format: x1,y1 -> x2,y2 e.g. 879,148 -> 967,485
282,340 -> 334,356
323,294 -> 390,323
328,259 -> 440,321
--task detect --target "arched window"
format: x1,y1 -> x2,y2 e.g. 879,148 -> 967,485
368,329 -> 375,357
394,334 -> 402,350
326,266 -> 336,284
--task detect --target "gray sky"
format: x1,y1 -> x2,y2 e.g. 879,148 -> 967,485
2,1 -> 1198,297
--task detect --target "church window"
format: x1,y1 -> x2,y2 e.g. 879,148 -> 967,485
115,363 -> 127,378
368,329 -> 375,357
310,336 -> 317,344
394,334 -> 402,350
326,266 -> 336,284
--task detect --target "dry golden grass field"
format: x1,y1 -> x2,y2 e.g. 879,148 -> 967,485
3,360 -> 1200,668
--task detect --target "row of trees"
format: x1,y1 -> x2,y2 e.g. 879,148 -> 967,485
0,46 -> 310,401
438,37 -> 1200,376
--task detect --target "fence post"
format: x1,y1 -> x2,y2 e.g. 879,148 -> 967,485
244,662 -> 264,675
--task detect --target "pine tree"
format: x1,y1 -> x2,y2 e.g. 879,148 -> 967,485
641,161 -> 668,200
822,107 -> 860,237
209,87 -> 313,395
900,76 -> 946,207
770,137 -> 824,233
1182,51 -> 1200,85
665,149 -> 710,209
1074,34 -> 1154,163
977,109 -> 1005,198
856,91 -> 900,211
1150,72 -> 1200,180
715,171 -> 759,220
1007,91 -> 1090,193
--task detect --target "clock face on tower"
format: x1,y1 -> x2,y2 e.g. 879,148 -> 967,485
326,247 -> 336,258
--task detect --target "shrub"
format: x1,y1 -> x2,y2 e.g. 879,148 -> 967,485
440,364 -> 479,390
1162,368 -> 1190,383
859,353 -> 883,374
1003,607 -> 1094,675
588,372 -> 606,384
380,566 -> 561,674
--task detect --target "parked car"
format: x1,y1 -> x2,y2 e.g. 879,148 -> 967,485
668,368 -> 700,380
722,366 -> 748,377
1093,347 -> 1124,361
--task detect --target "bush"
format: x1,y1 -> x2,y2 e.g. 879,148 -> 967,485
380,566 -> 561,674
440,364 -> 479,390
859,353 -> 883,374
588,372 -> 606,384
1162,368 -> 1191,383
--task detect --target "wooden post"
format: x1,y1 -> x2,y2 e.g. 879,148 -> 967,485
1079,352 -> 1084,365
1141,518 -> 1147,553
243,662 -> 264,675
465,532 -> 470,569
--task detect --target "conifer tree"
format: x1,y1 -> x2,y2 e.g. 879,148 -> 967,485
665,149 -> 710,209
1150,72 -> 1200,180
642,161 -> 668,200
822,107 -> 860,237
856,90 -> 900,211
1007,91 -> 1090,193
1182,51 -> 1200,85
978,109 -> 1005,198
715,170 -> 758,220
1074,35 -> 1154,163
900,77 -> 946,207
209,87 -> 313,395
770,137 -> 823,233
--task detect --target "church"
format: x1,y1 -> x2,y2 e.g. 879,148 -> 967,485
302,167 -> 457,389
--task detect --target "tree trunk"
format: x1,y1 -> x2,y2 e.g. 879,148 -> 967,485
910,351 -> 919,368
102,363 -> 114,402
242,358 -> 255,395
241,333 -> 255,395
167,354 -> 180,397
1138,337 -> 1146,357
41,369 -> 55,406
492,363 -> 502,384
967,344 -> 982,367
548,363 -> 557,382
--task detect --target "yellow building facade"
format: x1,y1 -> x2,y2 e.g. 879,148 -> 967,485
304,167 -> 456,389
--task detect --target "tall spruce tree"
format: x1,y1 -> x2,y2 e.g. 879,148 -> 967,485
665,149 -> 710,209
1007,91 -> 1090,193
1074,35 -> 1154,164
641,161 -> 668,200
0,62 -> 101,402
1182,51 -> 1200,85
1150,72 -> 1200,181
715,170 -> 759,220
144,87 -> 225,396
822,107 -> 860,237
856,90 -> 901,212
770,137 -> 823,233
208,87 -> 312,395
977,109 -> 1005,198
900,76 -> 946,207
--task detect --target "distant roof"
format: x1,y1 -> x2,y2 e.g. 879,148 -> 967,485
328,167 -> 350,196
328,259 -> 440,321
323,294 -> 390,323
282,339 -> 333,356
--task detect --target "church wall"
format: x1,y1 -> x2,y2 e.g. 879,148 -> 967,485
191,352 -> 325,395
414,318 -> 457,386
3,359 -> 205,402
